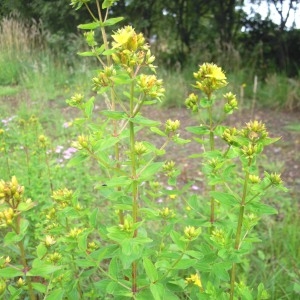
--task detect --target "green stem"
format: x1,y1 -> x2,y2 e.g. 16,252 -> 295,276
44,148 -> 53,193
15,215 -> 35,300
129,81 -> 138,294
208,103 -> 216,228
229,159 -> 252,300
4,146 -> 11,178
95,0 -> 111,66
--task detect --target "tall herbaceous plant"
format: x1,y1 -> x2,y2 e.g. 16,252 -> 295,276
0,0 -> 287,299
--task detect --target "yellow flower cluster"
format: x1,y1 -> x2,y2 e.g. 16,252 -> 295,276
193,63 -> 228,96
111,26 -> 156,74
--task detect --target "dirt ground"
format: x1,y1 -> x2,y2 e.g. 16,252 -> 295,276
142,105 -> 300,198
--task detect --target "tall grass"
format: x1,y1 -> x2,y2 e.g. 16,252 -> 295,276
0,14 -> 44,85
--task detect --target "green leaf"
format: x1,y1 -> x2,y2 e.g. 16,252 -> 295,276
45,288 -> 64,300
108,257 -> 119,278
248,202 -> 277,215
215,125 -> 227,136
105,176 -> 131,187
102,49 -> 115,56
186,250 -> 204,260
173,136 -> 191,145
186,125 -> 210,135
37,243 -> 47,259
4,231 -> 23,244
27,265 -> 62,277
78,22 -> 101,30
17,201 -> 35,212
75,259 -> 96,268
150,283 -> 164,300
0,267 -> 23,278
212,262 -> 230,281
101,110 -> 127,120
200,97 -> 212,108
20,218 -> 29,235
150,127 -> 167,137
77,51 -> 97,57
129,115 -> 160,126
67,152 -> 89,167
32,282 -> 47,293
173,259 -> 197,270
102,17 -> 124,26
102,0 -> 116,9
138,162 -> 164,181
89,208 -> 99,228
170,231 -> 185,251
210,191 -> 238,206
78,230 -> 90,252
84,96 -> 95,118
143,257 -> 158,282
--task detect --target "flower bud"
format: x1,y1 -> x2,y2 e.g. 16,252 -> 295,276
268,173 -> 283,185
159,207 -> 175,219
184,226 -> 201,240
47,252 -> 62,264
249,174 -> 260,183
45,235 -> 56,247
17,277 -> 25,287
119,217 -> 133,232
134,142 -> 147,155
185,93 -> 199,112
0,278 -> 6,295
68,228 -> 83,238
165,119 -> 180,134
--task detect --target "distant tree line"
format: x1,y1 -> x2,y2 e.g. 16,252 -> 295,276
1,0 -> 300,76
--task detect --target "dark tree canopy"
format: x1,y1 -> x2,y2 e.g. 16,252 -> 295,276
0,0 -> 299,76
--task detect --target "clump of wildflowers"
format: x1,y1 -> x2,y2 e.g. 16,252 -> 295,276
52,188 -> 73,209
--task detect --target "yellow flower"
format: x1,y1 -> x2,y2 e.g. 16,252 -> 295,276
185,273 -> 203,290
111,26 -> 143,51
193,63 -> 227,95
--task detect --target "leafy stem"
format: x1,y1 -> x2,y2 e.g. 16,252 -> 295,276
208,102 -> 216,228
230,158 -> 252,299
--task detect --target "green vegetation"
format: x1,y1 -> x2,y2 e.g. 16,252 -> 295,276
0,1 -> 299,299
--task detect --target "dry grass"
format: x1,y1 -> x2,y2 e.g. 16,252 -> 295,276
0,13 -> 44,58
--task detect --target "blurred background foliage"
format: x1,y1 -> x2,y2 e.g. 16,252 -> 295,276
1,0 -> 300,76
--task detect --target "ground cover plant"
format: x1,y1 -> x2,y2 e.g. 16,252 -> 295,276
0,0 -> 297,299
